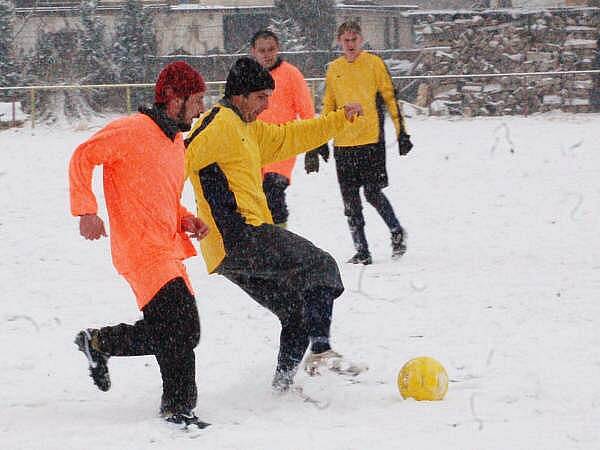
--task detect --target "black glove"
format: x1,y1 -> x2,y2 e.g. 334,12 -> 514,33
316,143 -> 330,162
304,144 -> 330,174
263,172 -> 290,190
398,131 -> 413,156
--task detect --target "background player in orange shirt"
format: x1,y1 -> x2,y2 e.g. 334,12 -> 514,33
69,62 -> 209,428
251,30 -> 316,228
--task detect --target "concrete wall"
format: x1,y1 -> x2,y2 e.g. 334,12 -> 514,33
155,10 -> 224,54
15,13 -> 97,55
13,2 -> 416,58
13,7 -> 260,56
335,7 -> 415,49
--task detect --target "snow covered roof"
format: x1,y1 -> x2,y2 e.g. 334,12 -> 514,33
336,3 -> 418,10
15,2 -> 274,13
402,5 -> 600,16
170,4 -> 274,11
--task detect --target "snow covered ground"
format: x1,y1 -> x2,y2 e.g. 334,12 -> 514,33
1,112 -> 599,449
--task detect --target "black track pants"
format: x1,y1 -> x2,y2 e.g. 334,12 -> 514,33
217,224 -> 344,374
340,183 -> 401,231
96,277 -> 200,414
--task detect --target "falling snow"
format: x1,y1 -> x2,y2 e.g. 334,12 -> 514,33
1,113 -> 600,449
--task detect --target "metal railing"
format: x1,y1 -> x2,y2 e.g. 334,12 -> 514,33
1,69 -> 599,128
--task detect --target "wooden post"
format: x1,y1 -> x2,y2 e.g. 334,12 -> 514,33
126,86 -> 131,114
30,88 -> 36,129
12,98 -> 16,127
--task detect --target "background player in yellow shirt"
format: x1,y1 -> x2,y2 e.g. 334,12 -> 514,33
306,21 -> 413,265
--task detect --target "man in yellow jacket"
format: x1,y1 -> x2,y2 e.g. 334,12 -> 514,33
250,30 -> 316,229
306,21 -> 413,265
185,57 -> 366,392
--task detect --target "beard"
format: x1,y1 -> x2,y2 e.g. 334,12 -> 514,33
175,99 -> 193,132
176,121 -> 191,132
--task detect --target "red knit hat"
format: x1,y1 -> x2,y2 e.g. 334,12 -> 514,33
155,61 -> 206,104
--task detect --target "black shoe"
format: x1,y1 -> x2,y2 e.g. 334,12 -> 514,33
74,329 -> 111,392
164,411 -> 210,429
347,251 -> 372,265
391,228 -> 407,260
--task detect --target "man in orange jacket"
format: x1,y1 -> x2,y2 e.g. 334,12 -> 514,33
251,30 -> 316,228
69,61 -> 209,428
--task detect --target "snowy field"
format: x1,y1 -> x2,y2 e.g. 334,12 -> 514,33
1,112 -> 600,449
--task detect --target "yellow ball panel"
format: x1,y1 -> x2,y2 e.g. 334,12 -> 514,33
397,356 -> 448,401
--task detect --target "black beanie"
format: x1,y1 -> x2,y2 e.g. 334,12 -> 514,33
224,57 -> 275,97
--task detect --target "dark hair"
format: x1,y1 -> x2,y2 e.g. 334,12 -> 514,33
224,57 -> 275,98
250,29 -> 280,48
337,20 -> 362,38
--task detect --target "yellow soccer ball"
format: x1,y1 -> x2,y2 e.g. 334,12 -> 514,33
397,356 -> 448,401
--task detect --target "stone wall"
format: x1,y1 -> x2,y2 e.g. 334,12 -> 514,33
407,7 -> 600,115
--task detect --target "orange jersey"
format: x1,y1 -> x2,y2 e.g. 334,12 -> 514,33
69,113 -> 196,309
258,59 -> 315,181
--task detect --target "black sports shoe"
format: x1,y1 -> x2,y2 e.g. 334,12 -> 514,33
347,251 -> 372,265
74,329 -> 111,392
164,411 -> 210,429
391,228 -> 407,260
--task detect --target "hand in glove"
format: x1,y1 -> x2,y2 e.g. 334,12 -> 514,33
398,131 -> 413,156
304,143 -> 330,174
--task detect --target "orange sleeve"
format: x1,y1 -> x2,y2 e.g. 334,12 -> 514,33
179,205 -> 194,218
178,204 -> 195,232
175,133 -> 194,221
69,126 -> 122,216
290,67 -> 316,120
